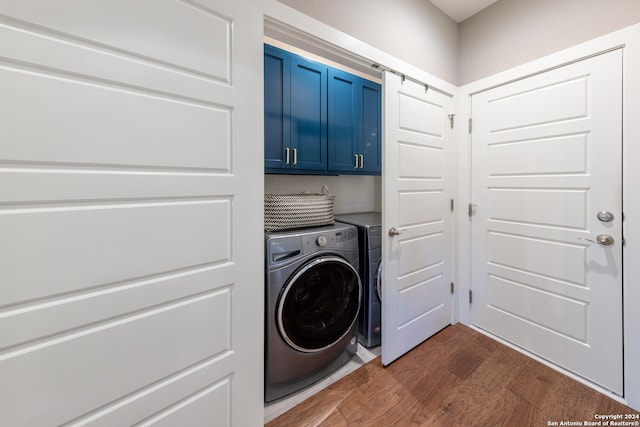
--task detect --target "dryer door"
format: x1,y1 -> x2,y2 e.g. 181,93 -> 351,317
277,256 -> 361,352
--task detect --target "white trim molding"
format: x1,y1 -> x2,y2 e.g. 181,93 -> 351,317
457,22 -> 640,411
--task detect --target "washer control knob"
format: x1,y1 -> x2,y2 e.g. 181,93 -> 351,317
316,235 -> 328,247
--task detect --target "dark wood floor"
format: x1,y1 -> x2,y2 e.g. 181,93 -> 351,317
266,324 -> 637,426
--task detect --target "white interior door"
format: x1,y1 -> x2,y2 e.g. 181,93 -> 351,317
470,50 -> 623,394
0,1 -> 264,425
382,72 -> 454,365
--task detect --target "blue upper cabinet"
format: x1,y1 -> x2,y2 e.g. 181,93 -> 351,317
264,45 -> 327,173
290,55 -> 327,171
264,44 -> 379,175
328,69 -> 381,175
264,45 -> 291,170
327,68 -> 358,172
359,80 -> 382,174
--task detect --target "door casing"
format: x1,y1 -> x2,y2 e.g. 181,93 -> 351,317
469,49 -> 623,394
458,24 -> 640,409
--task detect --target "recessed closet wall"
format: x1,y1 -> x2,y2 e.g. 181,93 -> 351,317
264,175 -> 382,214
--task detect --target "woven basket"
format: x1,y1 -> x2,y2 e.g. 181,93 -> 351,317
264,186 -> 335,232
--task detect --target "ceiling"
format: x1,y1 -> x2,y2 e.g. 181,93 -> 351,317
430,0 -> 499,23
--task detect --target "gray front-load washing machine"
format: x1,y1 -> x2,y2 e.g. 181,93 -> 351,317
264,223 -> 361,402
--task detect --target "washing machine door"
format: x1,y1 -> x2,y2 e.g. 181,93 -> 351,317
277,256 -> 361,353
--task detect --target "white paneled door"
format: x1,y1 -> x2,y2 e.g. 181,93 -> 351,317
470,50 -> 623,394
382,72 -> 454,365
0,1 -> 263,425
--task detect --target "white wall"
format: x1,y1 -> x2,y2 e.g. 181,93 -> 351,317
275,0 -> 458,84
459,0 -> 640,84
265,174 -> 381,214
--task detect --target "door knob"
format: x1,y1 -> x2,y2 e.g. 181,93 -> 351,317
596,234 -> 614,245
388,227 -> 404,237
577,234 -> 615,246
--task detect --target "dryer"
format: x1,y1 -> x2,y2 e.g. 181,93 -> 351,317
265,223 -> 361,402
335,212 -> 382,348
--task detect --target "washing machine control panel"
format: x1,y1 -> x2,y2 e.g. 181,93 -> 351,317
300,228 -> 356,253
267,225 -> 358,268
333,230 -> 352,242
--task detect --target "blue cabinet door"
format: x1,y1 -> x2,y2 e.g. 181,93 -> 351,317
264,45 -> 291,170
290,56 -> 327,171
328,69 -> 381,175
328,68 -> 359,172
359,80 -> 381,174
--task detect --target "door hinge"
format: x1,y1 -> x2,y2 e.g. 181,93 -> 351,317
469,290 -> 473,304
468,118 -> 473,134
468,203 -> 477,218
450,199 -> 454,212
448,114 -> 455,129
451,282 -> 454,294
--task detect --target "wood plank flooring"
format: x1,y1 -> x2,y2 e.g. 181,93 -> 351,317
266,324 -> 638,426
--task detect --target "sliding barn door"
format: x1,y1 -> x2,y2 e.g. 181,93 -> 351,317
470,50 -> 623,394
382,72 -> 454,365
0,1 -> 264,425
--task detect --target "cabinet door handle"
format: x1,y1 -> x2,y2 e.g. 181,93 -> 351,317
354,154 -> 359,169
360,154 -> 364,169
285,148 -> 290,165
293,148 -> 297,166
